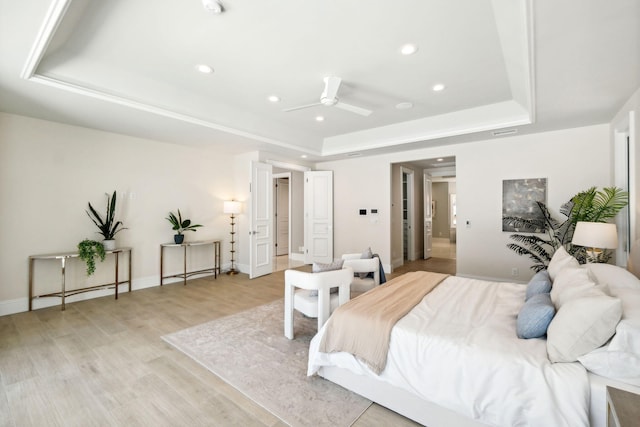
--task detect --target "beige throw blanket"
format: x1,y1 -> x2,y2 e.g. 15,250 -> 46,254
318,271 -> 449,374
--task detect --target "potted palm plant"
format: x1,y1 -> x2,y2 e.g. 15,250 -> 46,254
166,209 -> 202,243
77,239 -> 106,276
86,191 -> 127,250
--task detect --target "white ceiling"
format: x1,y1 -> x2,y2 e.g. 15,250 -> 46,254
0,0 -> 638,162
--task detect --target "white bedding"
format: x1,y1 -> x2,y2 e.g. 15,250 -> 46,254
308,275 -> 591,427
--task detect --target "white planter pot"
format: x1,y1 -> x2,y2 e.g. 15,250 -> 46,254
103,239 -> 116,251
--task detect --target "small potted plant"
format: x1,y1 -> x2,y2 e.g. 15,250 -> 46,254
166,209 -> 202,243
86,190 -> 127,250
77,239 -> 106,276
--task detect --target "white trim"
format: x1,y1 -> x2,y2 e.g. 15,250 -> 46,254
266,160 -> 311,172
20,0 -> 71,79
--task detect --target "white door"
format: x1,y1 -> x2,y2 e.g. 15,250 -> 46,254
250,161 -> 273,278
424,172 -> 433,259
304,171 -> 333,264
275,177 -> 289,256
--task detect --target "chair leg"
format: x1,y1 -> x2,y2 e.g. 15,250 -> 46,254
284,284 -> 295,339
317,288 -> 331,331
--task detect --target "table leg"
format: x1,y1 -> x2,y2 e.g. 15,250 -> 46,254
183,245 -> 187,286
217,241 -> 221,278
61,257 -> 67,311
160,245 -> 164,286
213,242 -> 217,279
29,258 -> 34,311
115,251 -> 120,300
128,250 -> 132,292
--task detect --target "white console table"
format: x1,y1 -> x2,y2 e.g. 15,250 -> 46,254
29,247 -> 132,311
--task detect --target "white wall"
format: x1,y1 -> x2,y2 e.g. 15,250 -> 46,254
318,124 -> 612,281
0,113 -> 234,314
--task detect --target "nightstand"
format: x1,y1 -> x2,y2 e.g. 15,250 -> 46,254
607,386 -> 640,427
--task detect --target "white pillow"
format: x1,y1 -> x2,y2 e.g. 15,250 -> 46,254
578,319 -> 640,386
550,266 -> 597,309
578,285 -> 640,384
547,247 -> 579,281
585,263 -> 640,291
547,289 -> 622,363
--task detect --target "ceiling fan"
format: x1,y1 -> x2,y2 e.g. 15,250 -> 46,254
283,76 -> 372,117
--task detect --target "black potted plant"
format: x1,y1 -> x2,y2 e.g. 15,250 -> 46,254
86,190 -> 127,250
77,239 -> 106,276
166,209 -> 202,243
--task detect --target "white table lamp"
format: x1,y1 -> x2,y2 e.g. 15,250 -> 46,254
572,221 -> 618,263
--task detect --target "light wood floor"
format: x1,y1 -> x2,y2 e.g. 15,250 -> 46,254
0,259 -> 454,427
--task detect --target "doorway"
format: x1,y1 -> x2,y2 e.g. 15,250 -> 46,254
274,176 -> 290,256
401,167 -> 415,261
391,158 -> 457,271
272,172 -> 305,272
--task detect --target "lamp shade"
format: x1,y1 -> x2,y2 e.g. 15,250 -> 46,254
223,200 -> 241,214
572,221 -> 618,249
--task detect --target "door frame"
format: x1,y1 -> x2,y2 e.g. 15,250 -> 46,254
614,110 -> 636,266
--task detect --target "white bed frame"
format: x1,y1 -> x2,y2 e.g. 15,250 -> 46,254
319,366 -> 640,427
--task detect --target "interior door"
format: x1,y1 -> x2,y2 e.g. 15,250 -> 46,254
424,172 -> 433,259
275,177 -> 289,256
250,161 -> 273,278
304,171 -> 333,264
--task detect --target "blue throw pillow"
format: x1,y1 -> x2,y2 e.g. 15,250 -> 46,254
516,293 -> 556,339
525,270 -> 552,301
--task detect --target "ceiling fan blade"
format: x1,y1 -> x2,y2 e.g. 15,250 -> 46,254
335,101 -> 372,117
282,102 -> 321,113
322,76 -> 342,102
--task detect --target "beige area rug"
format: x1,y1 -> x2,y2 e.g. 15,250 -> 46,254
162,300 -> 372,427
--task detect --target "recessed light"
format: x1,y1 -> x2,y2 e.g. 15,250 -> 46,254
432,83 -> 445,92
437,158 -> 444,162
202,0 -> 223,14
315,116 -> 324,122
400,44 -> 418,55
395,102 -> 413,110
267,95 -> 280,103
301,155 -> 308,159
196,64 -> 213,74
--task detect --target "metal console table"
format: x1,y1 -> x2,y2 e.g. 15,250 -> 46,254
160,240 -> 221,286
29,247 -> 132,311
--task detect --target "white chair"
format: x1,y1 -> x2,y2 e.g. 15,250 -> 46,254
284,266 -> 353,339
341,253 -> 380,293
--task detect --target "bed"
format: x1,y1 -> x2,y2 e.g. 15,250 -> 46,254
307,252 -> 640,427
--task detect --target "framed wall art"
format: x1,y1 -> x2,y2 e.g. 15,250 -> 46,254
502,178 -> 547,233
